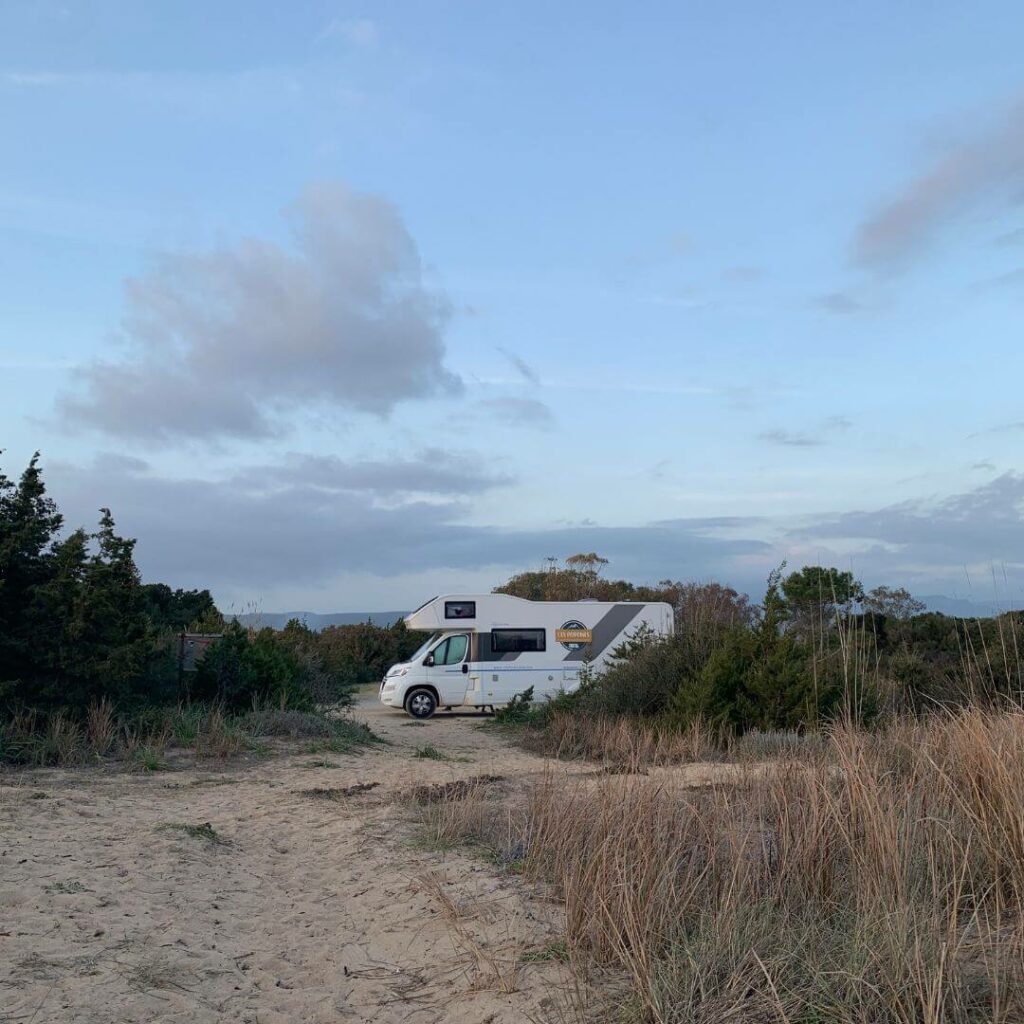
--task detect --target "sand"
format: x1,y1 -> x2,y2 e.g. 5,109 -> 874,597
0,699 -> 737,1023
0,700 -> 578,1023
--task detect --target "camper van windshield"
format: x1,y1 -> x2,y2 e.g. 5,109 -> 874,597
409,633 -> 439,662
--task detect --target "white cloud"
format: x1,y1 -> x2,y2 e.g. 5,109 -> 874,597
854,96 -> 1024,268
58,182 -> 460,442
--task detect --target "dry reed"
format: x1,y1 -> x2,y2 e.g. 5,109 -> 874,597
519,712 -> 727,769
424,708 -> 1024,1023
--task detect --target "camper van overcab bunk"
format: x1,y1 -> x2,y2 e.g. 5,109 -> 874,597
379,594 -> 674,719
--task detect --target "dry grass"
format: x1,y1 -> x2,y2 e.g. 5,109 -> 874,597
518,712 -> 839,772
85,697 -> 117,755
2,709 -> 88,766
1,703 -> 376,768
423,708 -> 1024,1023
518,712 -> 726,769
189,705 -> 246,758
417,870 -> 523,994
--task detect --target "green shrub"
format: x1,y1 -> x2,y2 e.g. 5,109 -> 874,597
192,623 -> 316,712
494,686 -> 535,725
314,618 -> 429,692
413,744 -> 447,760
668,624 -> 833,732
580,633 -> 708,718
135,746 -> 169,772
167,703 -> 204,746
157,821 -> 229,845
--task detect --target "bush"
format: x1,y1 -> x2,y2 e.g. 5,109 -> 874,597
494,686 -> 535,725
192,623 -> 321,712
668,626 -> 831,732
0,453 -> 354,737
314,618 -> 429,690
576,632 -> 709,718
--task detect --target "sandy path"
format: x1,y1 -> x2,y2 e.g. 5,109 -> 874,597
0,699 -> 572,1024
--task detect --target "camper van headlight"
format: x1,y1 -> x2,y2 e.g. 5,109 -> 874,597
398,667 -> 409,676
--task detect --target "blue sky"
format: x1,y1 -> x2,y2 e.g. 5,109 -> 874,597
3,1 -> 1024,612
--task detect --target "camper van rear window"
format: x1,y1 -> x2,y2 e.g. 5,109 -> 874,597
491,628 -> 546,653
444,601 -> 476,619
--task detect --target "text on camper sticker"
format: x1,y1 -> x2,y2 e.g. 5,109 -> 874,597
555,627 -> 593,645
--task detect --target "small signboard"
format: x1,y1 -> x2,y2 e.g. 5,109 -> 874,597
178,633 -> 223,672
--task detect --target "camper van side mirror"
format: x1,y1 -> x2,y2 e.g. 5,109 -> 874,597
461,663 -> 469,674
424,654 -> 434,667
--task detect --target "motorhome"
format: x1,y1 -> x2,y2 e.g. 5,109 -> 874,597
379,593 -> 674,718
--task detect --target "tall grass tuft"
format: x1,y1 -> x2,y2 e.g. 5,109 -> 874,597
1,701 -> 377,767
422,707 -> 1024,1023
518,711 -> 727,768
86,698 -> 117,756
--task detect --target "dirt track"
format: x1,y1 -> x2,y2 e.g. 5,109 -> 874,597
0,698 -> 572,1024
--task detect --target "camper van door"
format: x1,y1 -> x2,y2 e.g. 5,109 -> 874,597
427,633 -> 470,707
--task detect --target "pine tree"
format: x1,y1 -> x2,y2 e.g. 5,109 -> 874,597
0,453 -> 64,692
29,528 -> 89,708
72,509 -> 153,705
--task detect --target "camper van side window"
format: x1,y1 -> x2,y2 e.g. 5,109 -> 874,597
430,635 -> 468,666
445,601 -> 476,619
491,629 -> 546,653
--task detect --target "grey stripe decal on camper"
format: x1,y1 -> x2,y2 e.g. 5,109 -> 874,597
563,604 -> 643,662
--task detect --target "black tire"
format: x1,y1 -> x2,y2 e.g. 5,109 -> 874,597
405,688 -> 438,720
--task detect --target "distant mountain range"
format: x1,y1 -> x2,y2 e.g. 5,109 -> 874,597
226,611 -> 407,630
224,595 -> 1020,632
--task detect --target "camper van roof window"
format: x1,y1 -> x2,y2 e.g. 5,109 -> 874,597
445,600 -> 476,619
491,628 -> 546,653
409,595 -> 437,616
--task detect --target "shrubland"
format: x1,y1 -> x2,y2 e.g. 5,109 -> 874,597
502,559 -> 1024,753
468,559 -> 1024,1020
0,453 -> 376,766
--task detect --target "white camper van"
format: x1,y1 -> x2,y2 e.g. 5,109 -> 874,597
379,594 -> 674,719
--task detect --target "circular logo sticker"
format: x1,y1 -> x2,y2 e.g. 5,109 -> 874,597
555,620 -> 593,651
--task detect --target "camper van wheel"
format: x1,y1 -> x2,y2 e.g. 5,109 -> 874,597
405,688 -> 437,720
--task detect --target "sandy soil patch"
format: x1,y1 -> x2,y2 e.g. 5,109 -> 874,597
0,698 -> 736,1023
